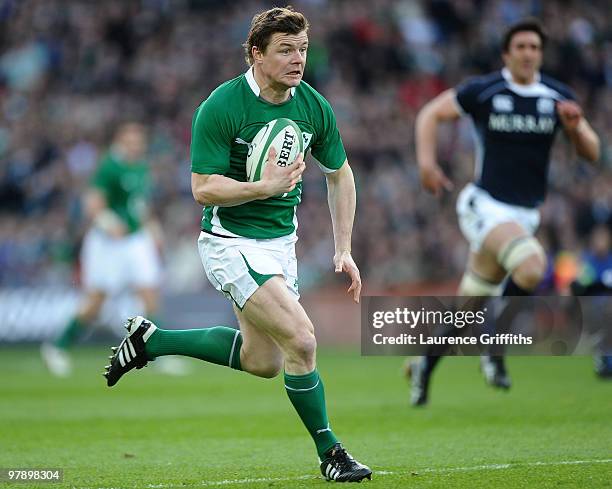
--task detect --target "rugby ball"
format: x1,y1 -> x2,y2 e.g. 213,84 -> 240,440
246,118 -> 303,182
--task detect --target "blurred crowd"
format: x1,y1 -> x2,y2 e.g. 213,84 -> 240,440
1,0 -> 611,293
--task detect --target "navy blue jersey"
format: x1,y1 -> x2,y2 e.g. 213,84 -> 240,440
455,68 -> 575,208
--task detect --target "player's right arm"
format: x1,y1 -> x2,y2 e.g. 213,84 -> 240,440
86,160 -> 127,238
84,188 -> 126,238
415,88 -> 461,196
191,149 -> 305,207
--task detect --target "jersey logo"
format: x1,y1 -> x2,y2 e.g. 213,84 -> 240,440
492,94 -> 514,113
302,132 -> 313,150
235,137 -> 255,157
488,114 -> 555,134
537,97 -> 555,115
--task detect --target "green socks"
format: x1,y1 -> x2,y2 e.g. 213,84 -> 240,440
145,327 -> 242,370
285,369 -> 339,458
144,328 -> 336,457
54,317 -> 86,349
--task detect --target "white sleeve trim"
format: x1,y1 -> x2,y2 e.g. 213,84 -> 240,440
315,158 -> 345,174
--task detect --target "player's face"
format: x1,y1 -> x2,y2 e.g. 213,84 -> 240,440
503,31 -> 543,84
256,30 -> 308,89
117,125 -> 147,162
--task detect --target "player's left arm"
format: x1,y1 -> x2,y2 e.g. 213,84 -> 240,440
325,160 -> 361,303
557,100 -> 600,163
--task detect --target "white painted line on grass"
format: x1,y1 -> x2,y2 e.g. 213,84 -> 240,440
192,459 -> 612,486
76,458 -> 612,489
417,458 -> 612,474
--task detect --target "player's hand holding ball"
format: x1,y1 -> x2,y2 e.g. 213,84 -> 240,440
260,147 -> 305,197
246,118 -> 305,198
557,100 -> 583,132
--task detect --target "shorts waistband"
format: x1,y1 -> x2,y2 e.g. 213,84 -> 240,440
201,229 -> 239,239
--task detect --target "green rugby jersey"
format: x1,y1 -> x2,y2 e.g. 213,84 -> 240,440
91,152 -> 150,233
191,68 -> 347,239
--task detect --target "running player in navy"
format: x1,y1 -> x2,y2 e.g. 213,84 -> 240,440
409,19 -> 600,405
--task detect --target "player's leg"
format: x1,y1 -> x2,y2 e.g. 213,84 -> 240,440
477,221 -> 547,387
238,276 -> 371,482
457,187 -> 544,388
105,233 -> 285,383
482,221 -> 547,295
42,229 -> 115,376
57,290 -> 107,349
50,227 -> 123,349
407,184 -> 506,404
42,290 -> 107,376
407,249 -> 504,405
233,305 -> 283,378
52,227 -> 119,352
122,297 -> 284,378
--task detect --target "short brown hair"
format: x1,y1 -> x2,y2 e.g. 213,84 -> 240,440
502,18 -> 547,52
243,6 -> 309,66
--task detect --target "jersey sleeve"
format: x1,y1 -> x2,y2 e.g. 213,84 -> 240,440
90,158 -> 114,194
190,96 -> 233,175
310,97 -> 347,172
455,77 -> 485,116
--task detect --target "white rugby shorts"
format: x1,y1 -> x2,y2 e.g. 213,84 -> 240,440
81,228 -> 162,293
198,231 -> 299,309
456,183 -> 540,252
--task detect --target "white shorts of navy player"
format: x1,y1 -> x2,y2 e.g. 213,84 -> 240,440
456,183 -> 544,295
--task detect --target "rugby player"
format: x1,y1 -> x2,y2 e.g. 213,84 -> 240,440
410,19 -> 600,405
103,7 -> 371,483
42,123 -> 163,377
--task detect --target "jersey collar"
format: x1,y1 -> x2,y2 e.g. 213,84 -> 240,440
245,67 -> 296,98
501,67 -> 562,98
501,67 -> 543,91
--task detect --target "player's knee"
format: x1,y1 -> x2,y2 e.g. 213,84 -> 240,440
287,330 -> 317,363
498,237 -> 546,277
512,254 -> 547,291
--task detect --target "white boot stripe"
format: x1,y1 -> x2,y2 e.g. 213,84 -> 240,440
127,338 -> 136,358
142,322 -> 157,342
118,350 -> 126,367
123,344 -> 131,362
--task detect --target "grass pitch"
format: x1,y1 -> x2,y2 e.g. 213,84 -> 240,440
1,347 -> 610,488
